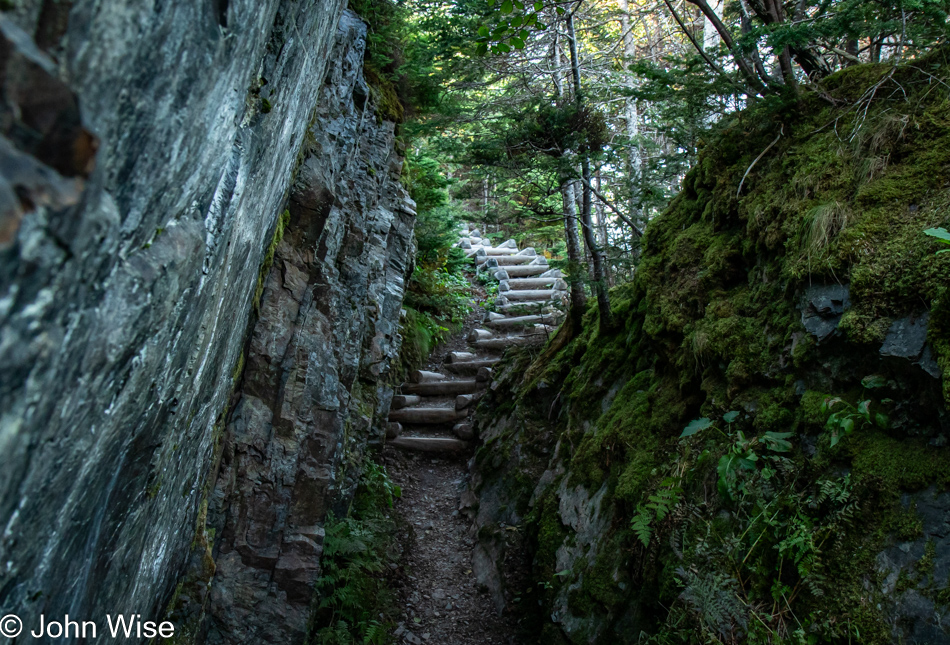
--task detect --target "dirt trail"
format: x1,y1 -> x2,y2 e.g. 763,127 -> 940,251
382,303 -> 522,645
381,226 -> 564,644
383,449 -> 522,645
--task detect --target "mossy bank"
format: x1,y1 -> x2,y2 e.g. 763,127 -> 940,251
469,51 -> 950,644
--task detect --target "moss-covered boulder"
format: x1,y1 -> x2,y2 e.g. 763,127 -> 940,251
471,51 -> 950,644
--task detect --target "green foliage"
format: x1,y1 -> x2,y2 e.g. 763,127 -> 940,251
472,100 -> 608,162
647,426 -> 864,641
309,461 -> 400,645
395,264 -> 472,379
631,477 -> 682,547
822,375 -> 889,446
396,142 -> 473,379
403,145 -> 468,274
674,569 -> 748,643
403,149 -> 450,212
348,0 -> 441,121
405,267 -> 471,326
822,397 -> 882,447
475,0 -> 542,55
681,413 -> 792,501
679,417 -> 712,438
924,226 -> 950,254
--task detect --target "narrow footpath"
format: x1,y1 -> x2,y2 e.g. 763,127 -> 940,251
383,225 -> 567,644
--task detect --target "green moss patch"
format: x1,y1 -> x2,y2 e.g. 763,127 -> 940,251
473,55 -> 950,644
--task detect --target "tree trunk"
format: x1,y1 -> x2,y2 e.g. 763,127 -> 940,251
620,0 -> 644,238
845,38 -> 858,66
702,0 -> 723,51
594,173 -> 609,265
551,19 -> 586,333
566,13 -> 611,331
560,176 -> 587,332
551,20 -> 564,97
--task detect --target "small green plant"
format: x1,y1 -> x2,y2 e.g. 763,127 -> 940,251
822,376 -> 889,447
309,460 -> 400,645
680,411 -> 792,500
923,227 -> 950,254
253,210 -> 290,312
717,429 -> 792,499
632,477 -> 683,547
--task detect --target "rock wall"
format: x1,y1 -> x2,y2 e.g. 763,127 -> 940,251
0,1 -> 412,642
198,13 -> 415,644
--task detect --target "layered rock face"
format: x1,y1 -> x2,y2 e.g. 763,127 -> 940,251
0,1 -> 411,641
199,14 -> 415,643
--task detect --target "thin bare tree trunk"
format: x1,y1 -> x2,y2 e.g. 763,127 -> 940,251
560,176 -> 587,330
702,0 -> 723,51
552,20 -> 587,332
619,0 -> 644,234
567,12 -> 611,331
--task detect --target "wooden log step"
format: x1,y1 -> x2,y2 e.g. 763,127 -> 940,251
508,277 -> 556,289
473,336 -> 544,350
497,303 -> 560,315
467,328 -> 493,342
487,314 -> 553,328
445,359 -> 499,374
447,351 -> 478,363
401,380 -> 478,396
476,367 -> 493,382
456,393 -> 483,410
388,406 -> 466,424
477,255 -> 533,266
505,289 -> 557,301
516,324 -> 557,337
391,395 -> 422,409
502,265 -> 551,277
453,422 -> 475,440
483,247 -> 518,256
389,436 -> 471,453
410,370 -> 445,383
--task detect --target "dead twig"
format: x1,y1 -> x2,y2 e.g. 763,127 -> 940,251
737,124 -> 784,198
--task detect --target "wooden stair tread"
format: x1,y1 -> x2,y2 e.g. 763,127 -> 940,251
389,406 -> 466,423
389,436 -> 470,453
401,380 -> 478,395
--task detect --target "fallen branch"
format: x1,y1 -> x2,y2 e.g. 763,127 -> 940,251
737,124 -> 784,198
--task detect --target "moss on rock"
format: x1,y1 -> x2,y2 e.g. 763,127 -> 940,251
471,52 -> 950,644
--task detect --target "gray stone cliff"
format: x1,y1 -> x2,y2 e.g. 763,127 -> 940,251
200,13 -> 415,644
0,2 -> 412,642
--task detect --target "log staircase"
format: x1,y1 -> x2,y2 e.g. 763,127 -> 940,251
387,225 -> 567,452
